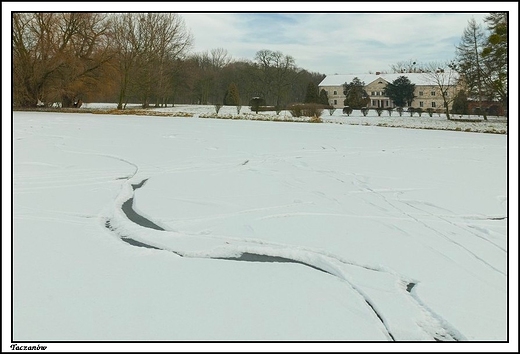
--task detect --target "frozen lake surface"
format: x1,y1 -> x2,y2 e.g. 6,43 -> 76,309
10,109 -> 513,350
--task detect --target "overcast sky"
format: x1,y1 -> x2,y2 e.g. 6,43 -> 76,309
181,11 -> 499,75
3,2 -> 517,77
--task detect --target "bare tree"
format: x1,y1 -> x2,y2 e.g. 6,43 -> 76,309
389,59 -> 425,74
210,47 -> 231,69
422,62 -> 460,120
109,13 -> 192,109
13,13 -> 112,107
254,49 -> 296,107
110,13 -> 142,109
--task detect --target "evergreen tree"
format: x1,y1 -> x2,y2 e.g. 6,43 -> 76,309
383,76 -> 415,107
482,12 -> 507,115
451,90 -> 469,115
455,17 -> 487,119
319,89 -> 330,106
304,82 -> 320,103
343,77 -> 370,109
223,82 -> 240,106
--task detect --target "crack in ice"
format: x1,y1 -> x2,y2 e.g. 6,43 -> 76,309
103,174 -> 467,341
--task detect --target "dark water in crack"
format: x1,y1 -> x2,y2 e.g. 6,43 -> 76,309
406,282 -> 416,292
215,252 -> 331,275
119,179 -> 166,231
121,197 -> 165,231
108,178 -> 399,341
118,179 -> 331,275
121,237 -> 162,250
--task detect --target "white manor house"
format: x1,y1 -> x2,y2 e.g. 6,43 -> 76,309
318,72 -> 461,110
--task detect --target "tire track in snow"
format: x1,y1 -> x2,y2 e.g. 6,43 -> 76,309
354,176 -> 506,277
54,143 -> 140,181
104,174 -> 467,341
396,194 -> 507,253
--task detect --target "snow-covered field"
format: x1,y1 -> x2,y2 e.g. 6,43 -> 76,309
7,107 -> 516,351
81,102 -> 509,134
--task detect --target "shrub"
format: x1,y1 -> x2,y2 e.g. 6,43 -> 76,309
309,115 -> 323,123
214,103 -> 222,114
361,107 -> 370,116
396,107 -> 404,116
289,104 -> 302,117
236,105 -> 242,115
426,108 -> 434,117
289,103 -> 324,118
415,107 -> 423,117
407,107 -> 415,117
387,107 -> 394,116
342,106 -> 353,116
328,107 -> 336,116
375,107 -> 384,116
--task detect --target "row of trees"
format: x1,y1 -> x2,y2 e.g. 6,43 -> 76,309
12,12 -> 507,116
12,13 -> 325,109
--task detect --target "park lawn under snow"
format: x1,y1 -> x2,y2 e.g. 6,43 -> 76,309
81,102 -> 508,134
12,109 -> 508,343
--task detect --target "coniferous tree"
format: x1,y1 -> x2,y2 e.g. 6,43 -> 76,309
455,17 -> 487,119
482,12 -> 507,115
319,89 -> 330,106
383,76 -> 416,107
343,77 -> 370,109
223,82 -> 240,106
304,82 -> 319,103
451,90 -> 469,115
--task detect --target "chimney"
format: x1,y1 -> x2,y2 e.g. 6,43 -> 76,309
375,71 -> 381,75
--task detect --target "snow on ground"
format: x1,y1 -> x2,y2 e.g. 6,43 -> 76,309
8,108 -> 513,350
81,102 -> 508,134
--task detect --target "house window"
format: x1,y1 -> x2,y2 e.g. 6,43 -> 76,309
385,100 -> 389,107
419,91 -> 423,96
372,100 -> 376,106
333,99 -> 337,105
432,102 -> 436,108
371,91 -> 375,96
431,91 -> 436,96
380,91 -> 384,96
419,101 -> 424,107
333,90 -> 337,95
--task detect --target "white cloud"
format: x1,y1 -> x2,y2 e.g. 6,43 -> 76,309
179,12 -> 501,74
182,13 -> 244,55
2,3 -> 516,75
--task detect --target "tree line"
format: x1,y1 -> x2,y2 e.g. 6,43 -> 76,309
12,13 -> 325,109
12,12 -> 507,116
